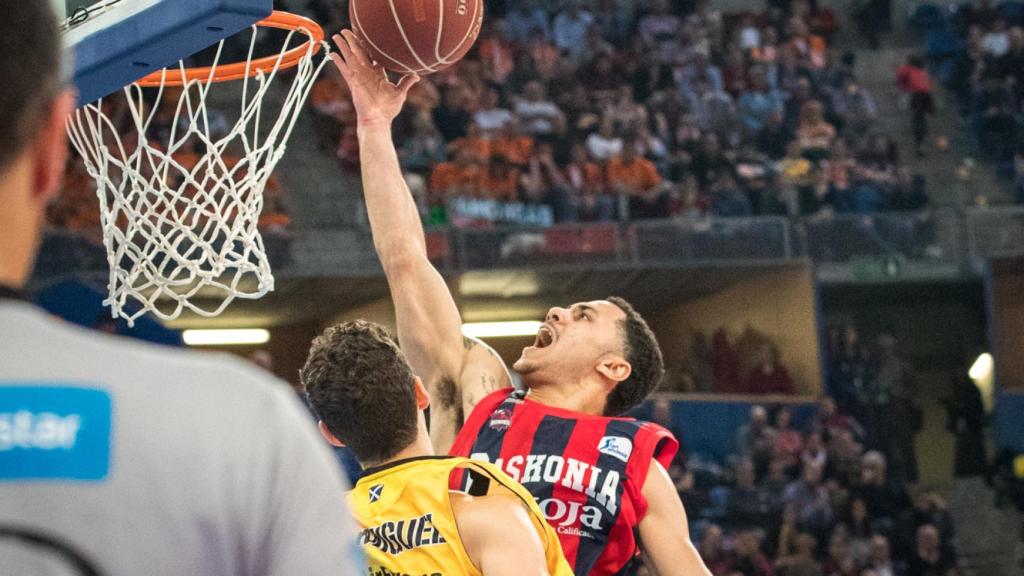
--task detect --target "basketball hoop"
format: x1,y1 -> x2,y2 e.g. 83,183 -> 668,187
66,11 -> 331,325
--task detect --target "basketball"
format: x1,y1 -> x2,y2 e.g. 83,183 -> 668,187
349,0 -> 483,75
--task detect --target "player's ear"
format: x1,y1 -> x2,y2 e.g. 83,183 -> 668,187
32,89 -> 75,205
595,353 -> 631,384
413,376 -> 430,410
318,421 -> 346,448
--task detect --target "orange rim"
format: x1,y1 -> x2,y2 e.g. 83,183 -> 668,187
136,11 -> 324,87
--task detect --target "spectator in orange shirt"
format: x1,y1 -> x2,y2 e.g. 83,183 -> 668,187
309,72 -> 353,151
310,71 -> 353,122
565,143 -> 615,221
429,149 -> 482,203
786,17 -> 827,68
606,138 -> 668,219
259,196 -> 293,233
478,155 -> 521,202
446,122 -> 491,164
478,22 -> 515,85
490,121 -> 535,167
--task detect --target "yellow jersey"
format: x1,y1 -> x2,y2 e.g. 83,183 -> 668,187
349,456 -> 574,576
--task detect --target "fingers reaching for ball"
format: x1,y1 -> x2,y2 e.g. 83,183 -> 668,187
329,28 -> 422,127
332,29 -> 419,90
335,30 -> 372,69
329,34 -> 358,80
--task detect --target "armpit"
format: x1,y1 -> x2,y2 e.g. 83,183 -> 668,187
438,376 -> 465,424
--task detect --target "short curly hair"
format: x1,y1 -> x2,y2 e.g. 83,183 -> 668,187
604,297 -> 665,416
300,320 -> 418,464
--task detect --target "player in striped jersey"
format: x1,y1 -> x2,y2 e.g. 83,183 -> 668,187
331,30 -> 710,576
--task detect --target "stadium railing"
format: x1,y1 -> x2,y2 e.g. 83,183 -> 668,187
965,207 -> 1024,267
795,210 -> 960,264
630,216 -> 793,265
35,207 -> 1024,282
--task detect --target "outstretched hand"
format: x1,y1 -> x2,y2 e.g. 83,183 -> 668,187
330,29 -> 420,128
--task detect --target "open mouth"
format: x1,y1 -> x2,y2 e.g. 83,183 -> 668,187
534,325 -> 555,349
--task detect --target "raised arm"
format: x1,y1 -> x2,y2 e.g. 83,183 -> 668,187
330,32 -> 510,451
638,460 -> 712,576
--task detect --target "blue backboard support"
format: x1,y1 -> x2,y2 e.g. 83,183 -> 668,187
63,0 -> 273,105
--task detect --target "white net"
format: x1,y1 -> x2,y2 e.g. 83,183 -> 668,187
67,20 -> 330,325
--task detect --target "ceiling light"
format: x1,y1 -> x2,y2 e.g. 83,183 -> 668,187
462,321 -> 542,338
183,329 -> 270,346
969,353 -> 993,381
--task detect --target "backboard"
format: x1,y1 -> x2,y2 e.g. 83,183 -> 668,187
60,0 -> 273,105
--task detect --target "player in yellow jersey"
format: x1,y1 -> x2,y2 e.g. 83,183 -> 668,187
301,320 -> 574,576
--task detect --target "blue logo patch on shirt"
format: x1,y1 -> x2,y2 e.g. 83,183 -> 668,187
369,483 -> 383,503
0,386 -> 113,482
598,435 -> 633,463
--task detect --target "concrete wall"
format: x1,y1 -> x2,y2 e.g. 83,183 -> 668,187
329,297 -> 398,329
989,260 -> 1024,452
648,266 -> 822,396
992,271 -> 1024,393
213,320 -> 321,389
635,394 -> 819,462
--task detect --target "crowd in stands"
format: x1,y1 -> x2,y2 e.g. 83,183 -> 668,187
47,90 -> 295,261
912,0 -> 1024,198
48,0 -> 937,244
307,0 -> 926,227
666,397 -> 960,576
825,325 -> 921,486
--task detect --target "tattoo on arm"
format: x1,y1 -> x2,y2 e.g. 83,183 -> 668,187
463,336 -> 477,351
464,374 -> 501,416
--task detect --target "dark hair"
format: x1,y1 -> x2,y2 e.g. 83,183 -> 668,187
301,320 -> 419,465
0,3 -> 62,169
604,297 -> 665,416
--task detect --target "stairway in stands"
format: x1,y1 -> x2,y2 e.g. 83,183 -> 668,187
845,7 -> 1009,208
275,110 -> 379,275
948,477 -> 1022,576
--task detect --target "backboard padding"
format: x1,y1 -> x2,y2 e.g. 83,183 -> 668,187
64,0 -> 272,105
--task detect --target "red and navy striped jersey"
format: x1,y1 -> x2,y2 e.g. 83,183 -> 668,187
449,389 -> 678,576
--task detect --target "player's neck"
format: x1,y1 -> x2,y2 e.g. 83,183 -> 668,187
0,161 -> 41,289
525,383 -> 607,416
377,433 -> 436,468
0,232 -> 33,290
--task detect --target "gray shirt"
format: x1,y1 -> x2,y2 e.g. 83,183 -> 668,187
0,301 -> 361,575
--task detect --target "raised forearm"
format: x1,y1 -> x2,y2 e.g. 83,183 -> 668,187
358,124 -> 427,264
357,120 -> 471,420
332,30 -> 477,442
